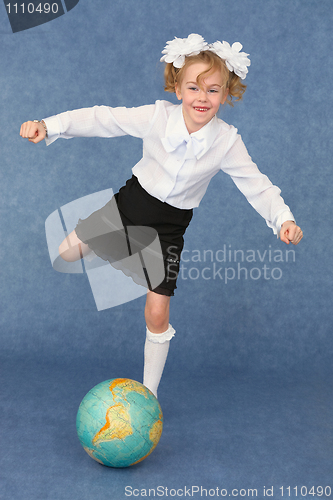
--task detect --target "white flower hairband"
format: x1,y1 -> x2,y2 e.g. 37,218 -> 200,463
160,34 -> 251,80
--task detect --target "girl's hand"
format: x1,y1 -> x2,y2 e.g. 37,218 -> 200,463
280,220 -> 303,245
20,120 -> 46,143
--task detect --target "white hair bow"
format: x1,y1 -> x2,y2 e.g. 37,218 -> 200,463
161,34 -> 251,80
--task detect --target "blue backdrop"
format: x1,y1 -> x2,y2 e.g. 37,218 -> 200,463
1,1 -> 332,499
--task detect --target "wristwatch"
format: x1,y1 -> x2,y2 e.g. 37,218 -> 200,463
33,119 -> 48,138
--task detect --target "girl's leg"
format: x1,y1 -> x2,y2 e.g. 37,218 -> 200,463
145,290 -> 170,333
143,291 -> 174,398
59,230 -> 91,262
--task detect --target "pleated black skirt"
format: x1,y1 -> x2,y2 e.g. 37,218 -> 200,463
75,176 -> 193,296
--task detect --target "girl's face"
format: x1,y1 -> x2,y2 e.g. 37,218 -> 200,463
175,62 -> 228,134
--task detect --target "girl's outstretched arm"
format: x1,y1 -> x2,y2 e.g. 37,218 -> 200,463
20,120 -> 46,144
279,220 -> 303,245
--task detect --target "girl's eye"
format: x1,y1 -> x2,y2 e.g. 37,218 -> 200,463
189,87 -> 198,91
208,89 -> 218,93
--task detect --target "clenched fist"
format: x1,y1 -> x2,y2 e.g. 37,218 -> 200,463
20,120 -> 46,144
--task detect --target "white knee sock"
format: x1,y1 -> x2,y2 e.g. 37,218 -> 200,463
143,324 -> 175,398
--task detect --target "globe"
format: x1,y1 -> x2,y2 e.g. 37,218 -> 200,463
76,378 -> 163,467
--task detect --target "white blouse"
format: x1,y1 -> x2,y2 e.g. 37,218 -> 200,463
44,100 -> 294,235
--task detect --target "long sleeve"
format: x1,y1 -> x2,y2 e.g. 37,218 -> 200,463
221,133 -> 294,235
44,103 -> 158,145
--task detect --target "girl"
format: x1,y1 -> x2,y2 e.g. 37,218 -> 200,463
20,34 -> 303,398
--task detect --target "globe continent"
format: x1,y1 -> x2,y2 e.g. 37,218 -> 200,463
76,378 -> 163,467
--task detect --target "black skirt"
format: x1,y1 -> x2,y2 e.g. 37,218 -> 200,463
75,176 -> 193,296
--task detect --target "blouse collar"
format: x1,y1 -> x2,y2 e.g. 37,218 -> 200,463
161,104 -> 220,160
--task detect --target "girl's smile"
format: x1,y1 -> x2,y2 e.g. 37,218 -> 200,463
175,62 -> 228,134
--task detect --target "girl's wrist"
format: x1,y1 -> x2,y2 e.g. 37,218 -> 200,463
33,119 -> 48,138
281,220 -> 295,227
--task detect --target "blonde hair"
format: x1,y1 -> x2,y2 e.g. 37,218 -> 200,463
163,50 -> 246,106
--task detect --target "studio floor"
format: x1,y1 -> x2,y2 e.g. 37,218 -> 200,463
2,354 -> 332,500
